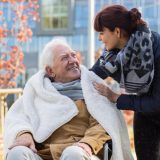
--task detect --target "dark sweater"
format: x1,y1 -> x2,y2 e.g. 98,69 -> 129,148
91,31 -> 160,112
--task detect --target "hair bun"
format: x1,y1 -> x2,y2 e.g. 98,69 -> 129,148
129,8 -> 141,21
128,8 -> 142,29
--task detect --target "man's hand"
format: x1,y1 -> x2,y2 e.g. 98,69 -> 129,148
93,82 -> 120,103
9,133 -> 37,153
73,142 -> 92,156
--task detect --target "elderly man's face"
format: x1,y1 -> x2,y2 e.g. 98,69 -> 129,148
51,44 -> 81,83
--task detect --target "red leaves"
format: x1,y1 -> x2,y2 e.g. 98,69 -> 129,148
0,0 -> 25,4
0,46 -> 26,88
0,0 -> 39,88
0,27 -> 8,41
0,11 -> 3,16
16,28 -> 33,42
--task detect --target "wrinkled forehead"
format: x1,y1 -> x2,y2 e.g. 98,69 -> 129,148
54,44 -> 73,55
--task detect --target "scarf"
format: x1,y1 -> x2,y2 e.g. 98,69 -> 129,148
52,79 -> 83,100
101,26 -> 154,94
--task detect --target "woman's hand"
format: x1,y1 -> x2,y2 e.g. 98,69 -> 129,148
93,82 -> 120,103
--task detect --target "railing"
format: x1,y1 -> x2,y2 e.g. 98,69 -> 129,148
0,88 -> 23,133
0,88 -> 23,159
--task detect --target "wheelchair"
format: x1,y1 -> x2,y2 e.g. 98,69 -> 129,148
103,139 -> 112,160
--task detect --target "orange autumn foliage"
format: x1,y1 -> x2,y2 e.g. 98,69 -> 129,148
0,0 -> 39,88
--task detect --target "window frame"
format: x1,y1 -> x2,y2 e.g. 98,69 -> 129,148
36,0 -> 74,35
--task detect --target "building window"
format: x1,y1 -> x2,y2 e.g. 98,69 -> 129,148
37,0 -> 74,35
75,0 -> 88,28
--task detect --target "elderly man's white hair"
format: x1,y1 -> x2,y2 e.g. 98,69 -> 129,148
40,39 -> 72,70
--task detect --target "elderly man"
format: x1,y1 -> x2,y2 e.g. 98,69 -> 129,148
4,39 -> 133,160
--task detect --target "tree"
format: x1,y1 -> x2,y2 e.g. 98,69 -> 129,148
0,0 -> 39,88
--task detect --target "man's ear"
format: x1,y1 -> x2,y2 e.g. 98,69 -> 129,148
45,66 -> 55,77
114,27 -> 121,38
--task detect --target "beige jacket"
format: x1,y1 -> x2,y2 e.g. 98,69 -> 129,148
36,100 -> 110,160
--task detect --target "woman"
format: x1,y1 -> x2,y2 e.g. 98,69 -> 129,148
91,4 -> 160,160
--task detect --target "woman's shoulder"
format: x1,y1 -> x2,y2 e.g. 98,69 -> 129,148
151,31 -> 160,59
152,31 -> 160,39
151,31 -> 160,45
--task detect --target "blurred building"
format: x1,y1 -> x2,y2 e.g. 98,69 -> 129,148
0,0 -> 160,85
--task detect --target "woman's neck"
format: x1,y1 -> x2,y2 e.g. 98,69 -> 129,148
118,37 -> 129,49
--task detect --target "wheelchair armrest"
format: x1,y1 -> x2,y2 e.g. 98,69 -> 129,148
104,139 -> 112,160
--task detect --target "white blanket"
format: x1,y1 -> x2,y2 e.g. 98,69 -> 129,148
4,65 -> 133,160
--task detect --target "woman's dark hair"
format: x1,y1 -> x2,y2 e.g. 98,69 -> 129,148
94,5 -> 147,37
